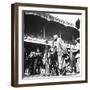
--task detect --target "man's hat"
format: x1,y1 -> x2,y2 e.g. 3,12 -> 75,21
53,34 -> 58,40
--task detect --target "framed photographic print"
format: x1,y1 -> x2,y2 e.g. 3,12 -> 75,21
11,3 -> 88,87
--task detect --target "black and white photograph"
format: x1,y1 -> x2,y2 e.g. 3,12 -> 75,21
11,3 -> 87,86
23,11 -> 81,77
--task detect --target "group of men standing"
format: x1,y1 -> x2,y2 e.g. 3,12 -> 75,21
24,34 -> 80,76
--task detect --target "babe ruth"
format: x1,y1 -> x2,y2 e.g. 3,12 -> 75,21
52,34 -> 64,71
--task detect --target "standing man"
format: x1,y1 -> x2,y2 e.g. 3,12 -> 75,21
50,46 -> 59,76
52,34 -> 64,74
35,49 -> 42,74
